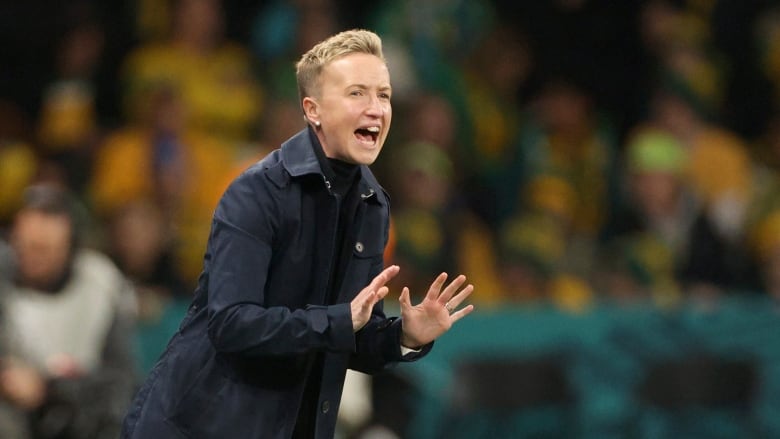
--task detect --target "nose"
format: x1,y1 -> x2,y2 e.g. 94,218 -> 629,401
365,95 -> 385,117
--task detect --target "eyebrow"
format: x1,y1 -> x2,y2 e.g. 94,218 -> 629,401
348,84 -> 393,92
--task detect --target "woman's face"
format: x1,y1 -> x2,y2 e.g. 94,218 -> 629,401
305,53 -> 392,165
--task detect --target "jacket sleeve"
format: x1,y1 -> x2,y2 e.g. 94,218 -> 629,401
349,314 -> 433,374
205,168 -> 355,357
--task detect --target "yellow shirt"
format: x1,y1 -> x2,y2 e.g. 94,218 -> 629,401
91,127 -> 234,281
0,143 -> 37,222
122,42 -> 263,143
687,128 -> 752,207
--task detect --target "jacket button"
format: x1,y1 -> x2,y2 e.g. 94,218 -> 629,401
321,400 -> 330,413
355,242 -> 364,253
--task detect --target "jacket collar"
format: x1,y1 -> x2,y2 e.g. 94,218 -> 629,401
280,127 -> 386,205
280,127 -> 321,177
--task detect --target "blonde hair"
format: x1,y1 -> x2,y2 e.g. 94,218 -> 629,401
295,29 -> 385,102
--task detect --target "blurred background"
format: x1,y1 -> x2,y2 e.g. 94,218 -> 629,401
1,0 -> 780,438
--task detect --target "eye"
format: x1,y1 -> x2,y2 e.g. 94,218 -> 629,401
350,90 -> 364,97
379,92 -> 391,100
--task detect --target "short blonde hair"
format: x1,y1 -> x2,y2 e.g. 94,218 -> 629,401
295,29 -> 385,102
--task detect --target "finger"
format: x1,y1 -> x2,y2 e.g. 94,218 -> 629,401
375,286 -> 390,301
368,265 -> 400,291
361,290 -> 377,313
438,275 -> 468,305
399,287 -> 412,309
354,290 -> 372,308
425,272 -> 448,301
356,266 -> 398,301
362,287 -> 389,316
443,283 -> 474,310
449,304 -> 475,323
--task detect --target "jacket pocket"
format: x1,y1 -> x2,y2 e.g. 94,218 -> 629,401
342,253 -> 384,307
167,356 -> 228,437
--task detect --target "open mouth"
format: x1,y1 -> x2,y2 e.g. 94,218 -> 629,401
354,126 -> 380,144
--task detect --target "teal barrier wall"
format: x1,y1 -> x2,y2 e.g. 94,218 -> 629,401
398,297 -> 780,438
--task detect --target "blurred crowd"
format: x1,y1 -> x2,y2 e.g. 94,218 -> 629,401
1,0 -> 780,437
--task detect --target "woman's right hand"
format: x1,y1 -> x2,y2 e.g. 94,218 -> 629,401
350,265 -> 399,331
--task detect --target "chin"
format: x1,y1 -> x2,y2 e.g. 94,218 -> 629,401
347,146 -> 382,165
352,156 -> 377,166
357,150 -> 382,165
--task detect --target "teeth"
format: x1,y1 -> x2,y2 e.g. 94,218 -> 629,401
366,126 -> 380,133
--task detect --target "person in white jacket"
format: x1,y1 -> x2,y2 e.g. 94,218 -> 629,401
0,184 -> 138,439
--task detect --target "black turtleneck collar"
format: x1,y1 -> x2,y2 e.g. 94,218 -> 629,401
309,128 -> 359,196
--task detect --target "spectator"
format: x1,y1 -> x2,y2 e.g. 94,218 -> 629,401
513,77 -> 620,275
497,212 -> 566,302
368,0 -> 496,92
386,141 -> 501,306
448,25 -> 533,227
603,128 -> 756,300
121,0 -> 263,144
90,84 -> 233,284
648,55 -> 754,243
36,4 -> 106,192
0,184 -> 137,439
497,176 -> 594,311
107,200 -> 190,375
249,0 -> 341,101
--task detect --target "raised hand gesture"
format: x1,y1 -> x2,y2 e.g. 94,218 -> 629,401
399,272 -> 474,348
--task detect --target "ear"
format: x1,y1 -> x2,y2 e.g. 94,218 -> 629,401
302,97 -> 319,126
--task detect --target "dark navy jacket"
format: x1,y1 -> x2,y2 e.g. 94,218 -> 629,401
122,128 -> 430,438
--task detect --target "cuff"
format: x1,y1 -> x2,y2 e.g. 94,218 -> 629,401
400,344 -> 422,356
